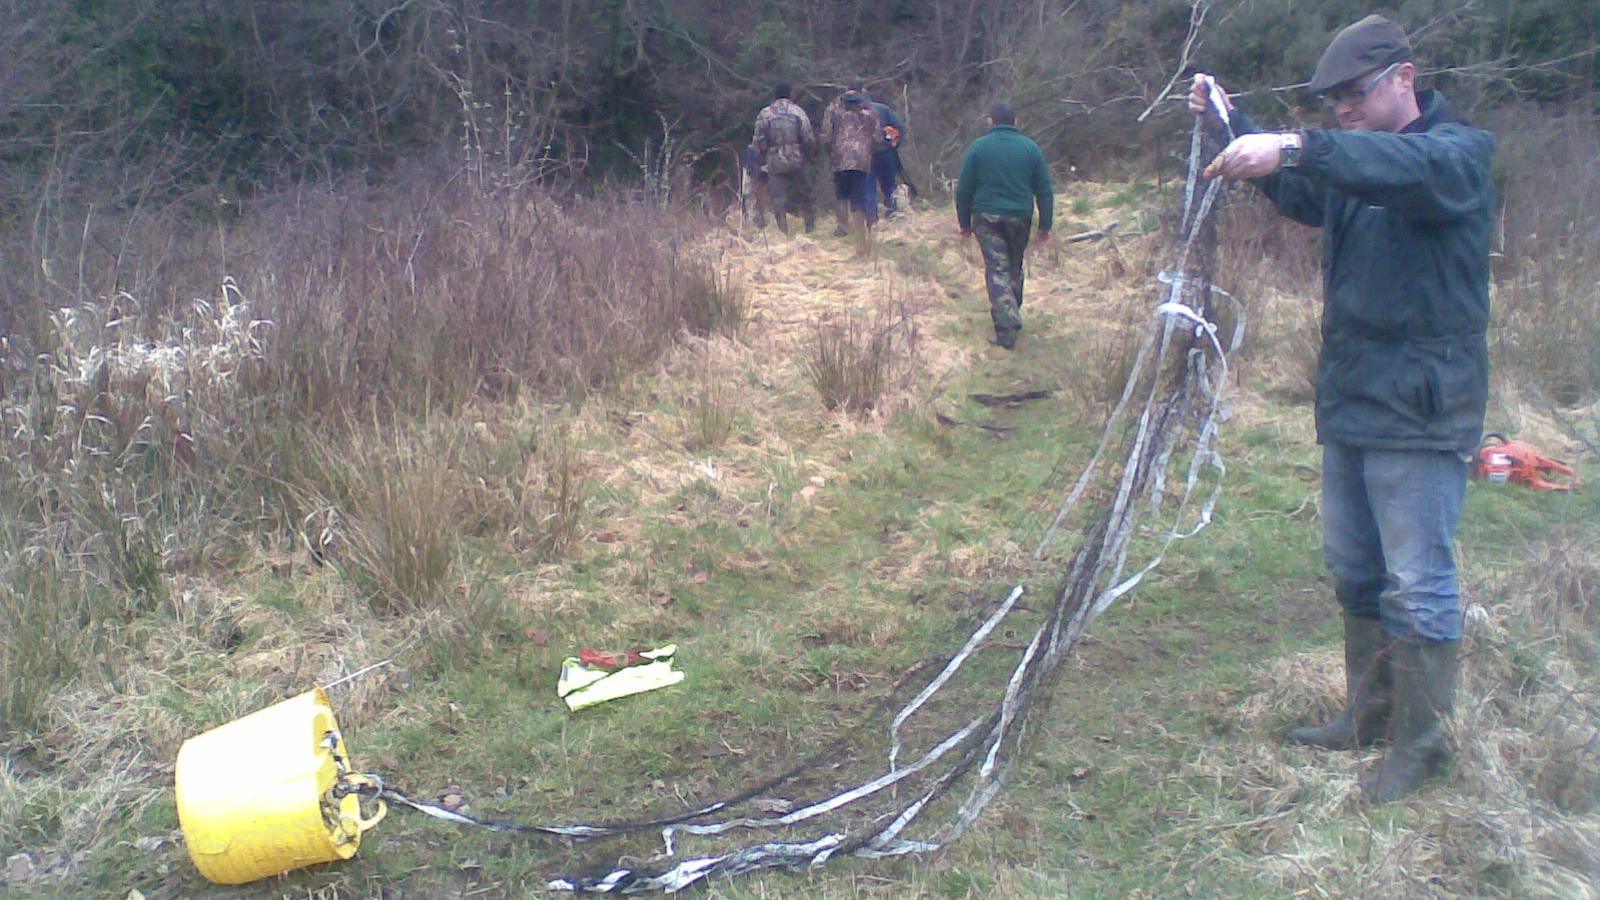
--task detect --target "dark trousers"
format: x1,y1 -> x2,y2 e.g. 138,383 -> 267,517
975,213 -> 1031,345
832,170 -> 878,225
768,169 -> 814,229
871,149 -> 898,209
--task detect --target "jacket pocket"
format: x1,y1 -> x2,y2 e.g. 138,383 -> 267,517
1399,346 -> 1439,419
1402,339 -> 1486,437
1372,347 -> 1428,428
1321,334 -> 1486,446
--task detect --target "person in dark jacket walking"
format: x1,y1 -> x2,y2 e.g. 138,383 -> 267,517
869,98 -> 907,215
1192,14 -> 1495,805
955,102 -> 1053,350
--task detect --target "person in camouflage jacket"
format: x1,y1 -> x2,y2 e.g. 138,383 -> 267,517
752,82 -> 817,234
820,81 -> 883,238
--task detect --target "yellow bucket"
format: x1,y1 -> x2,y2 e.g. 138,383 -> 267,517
175,687 -> 385,885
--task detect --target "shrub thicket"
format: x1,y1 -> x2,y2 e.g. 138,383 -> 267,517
0,174 -> 725,730
2,0 -> 1592,219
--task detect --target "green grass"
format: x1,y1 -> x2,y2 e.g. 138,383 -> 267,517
1107,179 -> 1155,209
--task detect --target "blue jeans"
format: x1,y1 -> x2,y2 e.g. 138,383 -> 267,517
1321,442 -> 1467,643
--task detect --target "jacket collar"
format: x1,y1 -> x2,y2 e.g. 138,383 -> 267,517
1403,90 -> 1461,134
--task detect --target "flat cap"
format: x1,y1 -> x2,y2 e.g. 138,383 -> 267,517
1309,15 -> 1413,94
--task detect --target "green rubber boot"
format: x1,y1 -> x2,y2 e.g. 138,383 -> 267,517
1287,614 -> 1392,750
1358,639 -> 1458,804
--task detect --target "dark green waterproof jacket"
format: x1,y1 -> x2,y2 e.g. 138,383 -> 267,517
956,125 -> 1053,232
1236,91 -> 1494,454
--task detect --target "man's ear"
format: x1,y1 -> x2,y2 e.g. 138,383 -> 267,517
1396,61 -> 1417,91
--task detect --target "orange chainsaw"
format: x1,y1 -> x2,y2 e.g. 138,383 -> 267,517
1473,434 -> 1579,492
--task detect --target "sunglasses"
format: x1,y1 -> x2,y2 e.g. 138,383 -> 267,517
1321,62 -> 1402,108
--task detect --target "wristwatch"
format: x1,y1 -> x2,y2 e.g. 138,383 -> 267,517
1279,132 -> 1304,169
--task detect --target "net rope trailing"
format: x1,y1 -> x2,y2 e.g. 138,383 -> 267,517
339,106 -> 1243,893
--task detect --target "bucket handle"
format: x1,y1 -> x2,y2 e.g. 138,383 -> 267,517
335,774 -> 388,841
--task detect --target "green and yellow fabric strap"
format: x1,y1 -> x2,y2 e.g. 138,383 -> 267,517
557,644 -> 684,711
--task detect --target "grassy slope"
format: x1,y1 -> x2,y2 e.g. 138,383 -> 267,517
29,185 -> 1598,899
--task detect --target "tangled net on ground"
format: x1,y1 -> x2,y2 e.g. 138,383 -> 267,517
350,110 -> 1242,893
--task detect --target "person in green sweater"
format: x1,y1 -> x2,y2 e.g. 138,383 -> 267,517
956,102 -> 1053,350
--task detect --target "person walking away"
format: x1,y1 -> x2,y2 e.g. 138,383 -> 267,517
955,102 -> 1053,350
820,81 -> 883,238
870,97 -> 907,216
1192,14 -> 1494,804
752,82 -> 817,235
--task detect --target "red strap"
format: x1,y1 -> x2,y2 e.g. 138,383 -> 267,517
578,648 -> 651,670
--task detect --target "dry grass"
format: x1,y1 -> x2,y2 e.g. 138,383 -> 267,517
0,534 -> 106,732
804,309 -> 906,414
0,282 -> 271,731
682,259 -> 749,339
306,426 -> 460,615
458,411 -> 584,561
1197,525 -> 1600,897
247,185 -> 721,412
683,360 -> 740,452
0,171 -> 716,722
1213,192 -> 1322,402
0,179 -> 721,847
1,554 -> 403,881
1487,102 -> 1600,409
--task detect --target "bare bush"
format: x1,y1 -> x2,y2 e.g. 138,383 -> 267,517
241,180 -> 715,415
0,172 -> 709,717
1485,102 -> 1600,407
1214,191 -> 1321,299
1212,192 -> 1322,399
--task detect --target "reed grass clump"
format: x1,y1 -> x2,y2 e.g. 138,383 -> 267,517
803,304 -> 918,416
307,428 -> 459,616
682,261 -> 748,338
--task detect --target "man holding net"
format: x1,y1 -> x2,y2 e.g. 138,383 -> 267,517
1191,15 -> 1495,804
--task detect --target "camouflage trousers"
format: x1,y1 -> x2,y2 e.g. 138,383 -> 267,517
767,169 -> 815,232
975,213 -> 1031,347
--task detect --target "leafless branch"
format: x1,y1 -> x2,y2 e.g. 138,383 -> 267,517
1137,0 -> 1211,123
